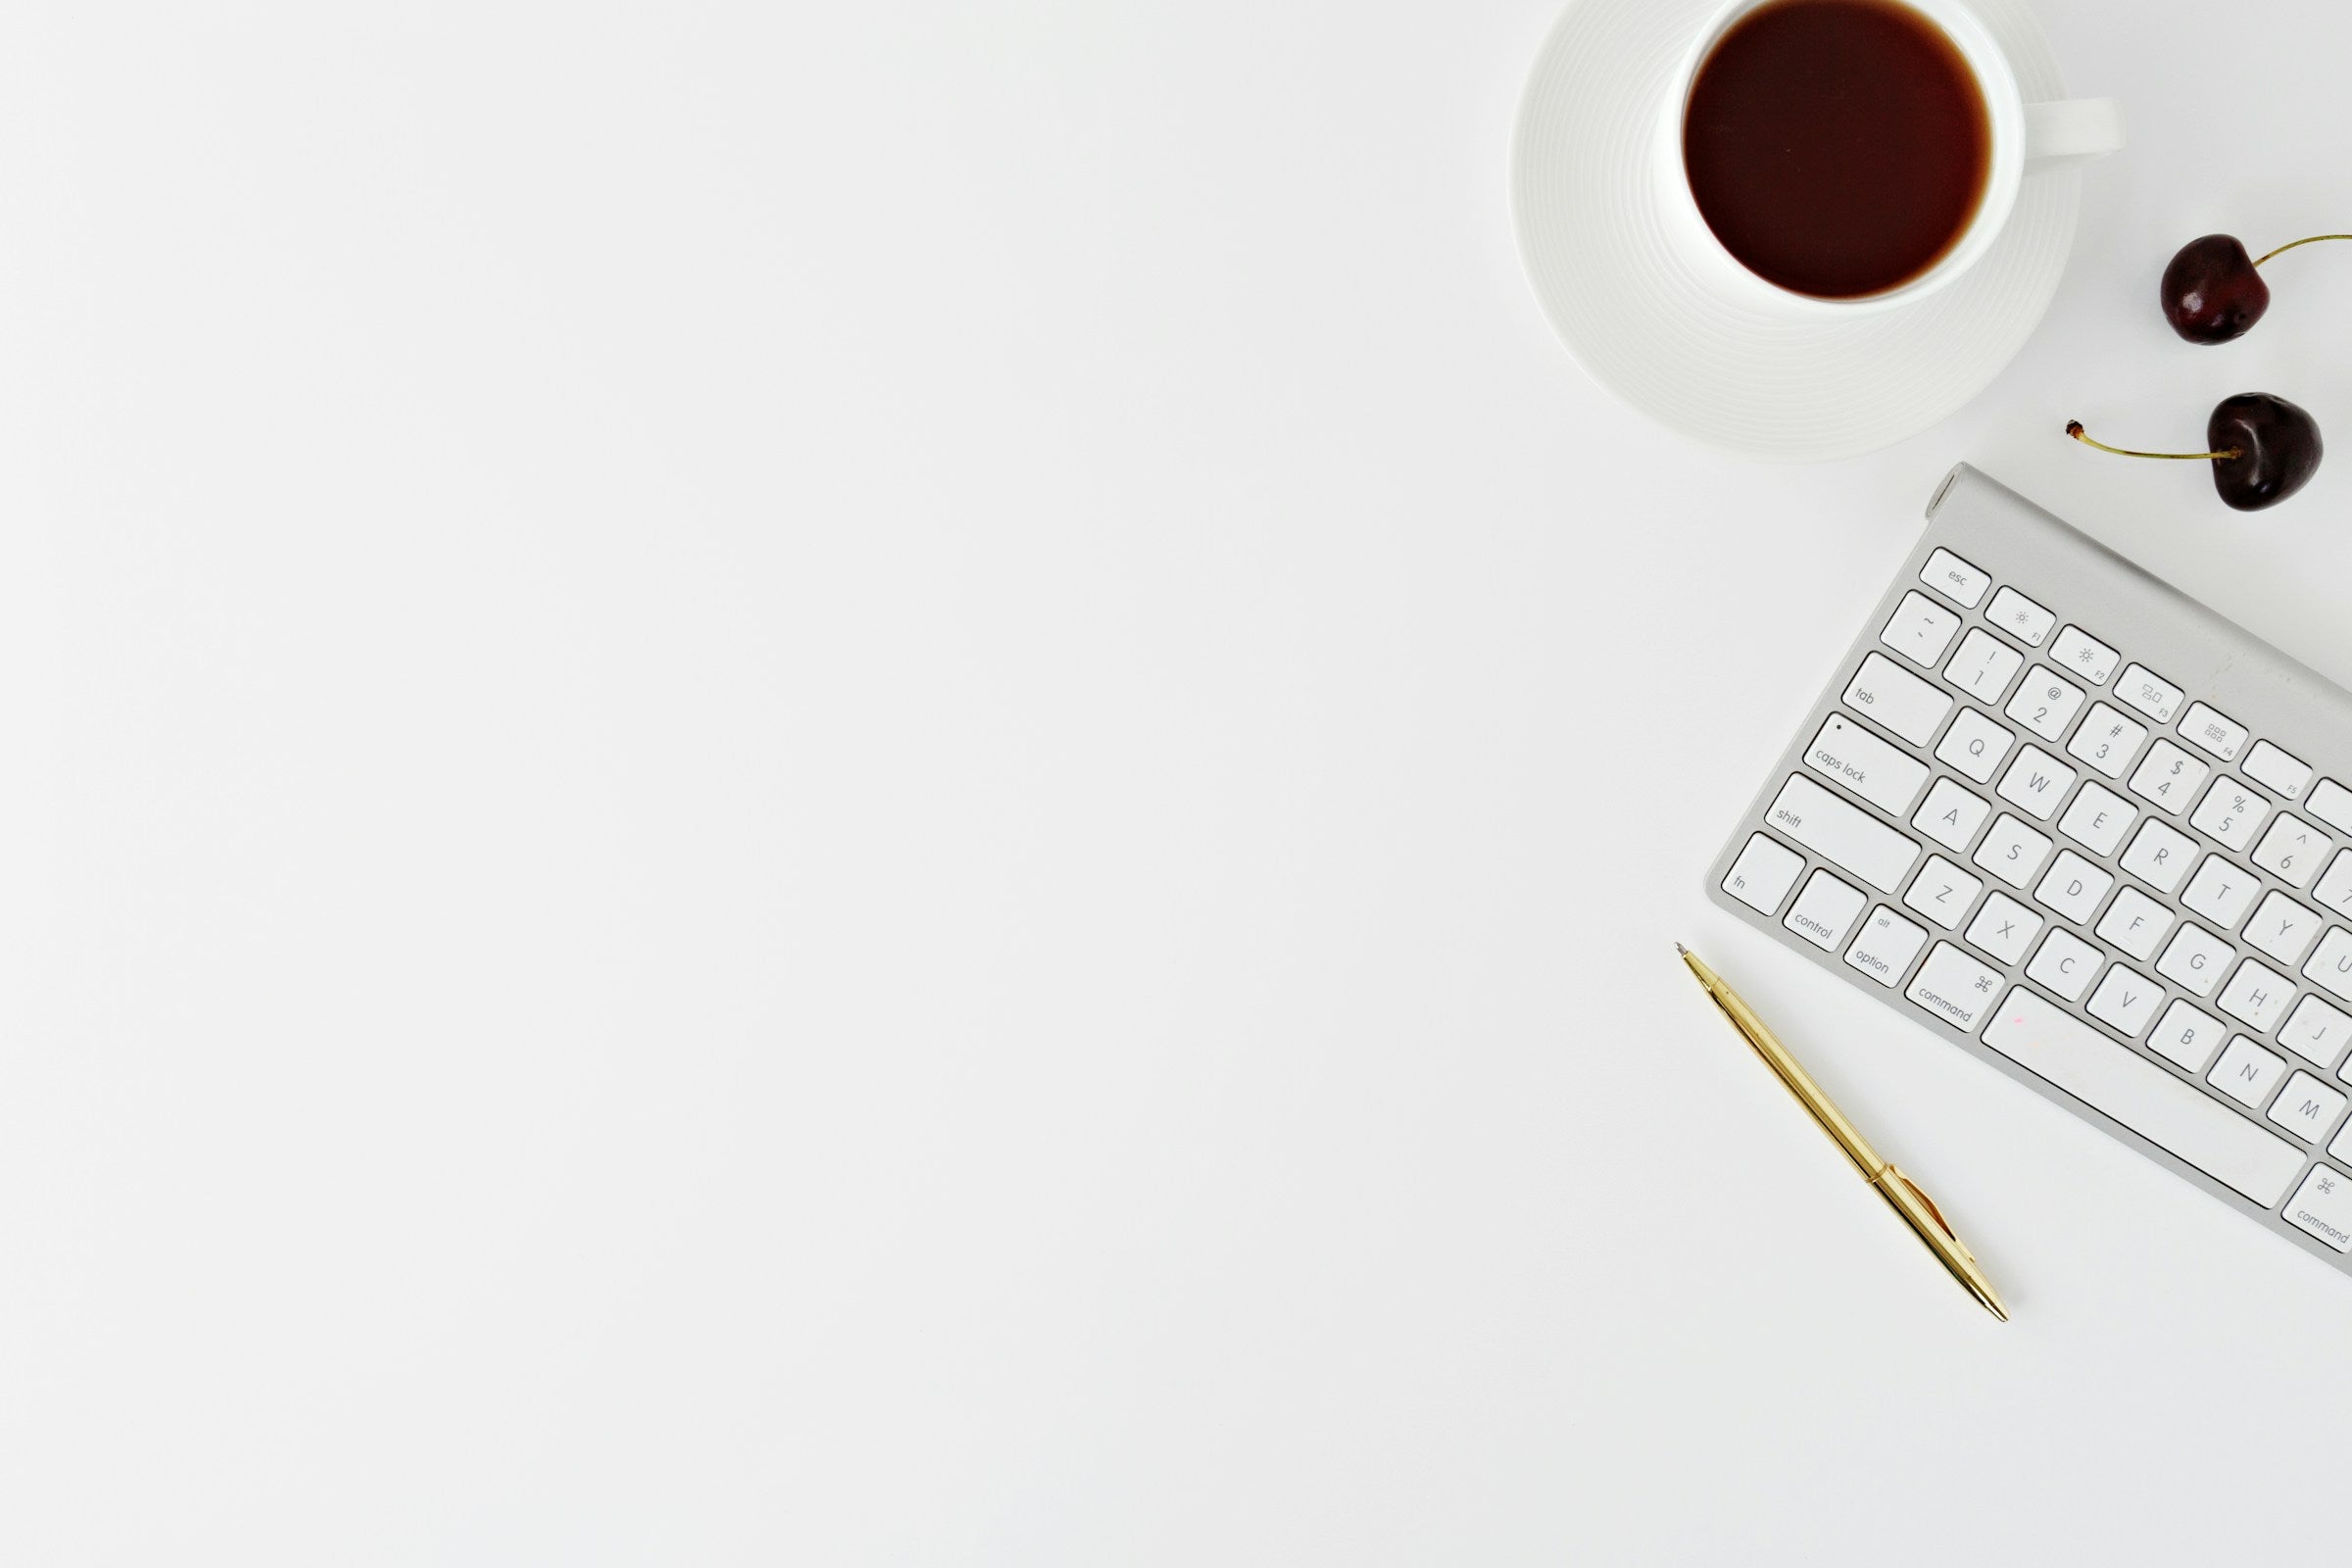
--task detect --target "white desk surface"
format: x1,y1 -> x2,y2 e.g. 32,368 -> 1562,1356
12,2 -> 2352,1562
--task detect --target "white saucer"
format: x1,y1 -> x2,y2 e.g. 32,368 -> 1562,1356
1510,0 -> 2082,463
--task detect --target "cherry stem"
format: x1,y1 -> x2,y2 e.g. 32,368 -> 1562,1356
2066,421 -> 2240,462
2254,234 -> 2352,266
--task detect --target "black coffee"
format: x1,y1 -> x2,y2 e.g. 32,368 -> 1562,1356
1683,0 -> 1992,300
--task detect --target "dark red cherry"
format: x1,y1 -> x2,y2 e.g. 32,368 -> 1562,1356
2162,232 -> 2352,343
2066,393 -> 2323,512
2163,234 -> 2269,344
2208,392 -> 2323,510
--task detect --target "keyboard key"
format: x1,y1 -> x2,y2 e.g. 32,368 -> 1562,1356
1784,869 -> 1869,952
2097,887 -> 2176,961
2087,963 -> 2165,1039
2150,1000 -> 2229,1073
2058,779 -> 2136,858
2244,740 -> 2312,801
2246,892 -> 2325,967
1903,856 -> 1984,930
2218,957 -> 2294,1035
2156,922 -> 2233,998
2180,855 -> 2260,931
1965,891 -> 2042,965
2121,818 -> 2197,894
1905,942 -> 2006,1032
2004,666 -> 2086,744
2302,927 -> 2352,1004
1972,813 -> 2052,891
2252,814 -> 2329,889
1919,547 -> 1991,608
2282,994 -> 2352,1070
2309,779 -> 2352,839
2051,624 -> 2119,685
1995,746 -> 2076,821
2027,928 -> 2103,1002
2268,1071 -> 2348,1144
1845,906 -> 1931,989
2065,702 -> 2147,779
2126,739 -> 2209,816
2113,663 -> 2184,726
1766,776 -> 1922,894
2034,851 -> 2112,924
1804,713 -> 1932,816
1913,778 -> 1991,853
2284,1165 -> 2352,1250
1936,709 -> 2015,785
1881,591 -> 1963,669
1984,587 -> 2055,647
2315,850 -> 2352,919
1984,988 -> 2305,1205
2189,777 -> 2270,853
1722,834 -> 1806,914
1944,628 -> 2024,704
2178,702 -> 2249,763
1843,653 -> 1953,746
2211,1035 -> 2289,1108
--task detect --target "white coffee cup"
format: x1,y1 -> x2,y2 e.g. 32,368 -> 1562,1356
1655,0 -> 2123,319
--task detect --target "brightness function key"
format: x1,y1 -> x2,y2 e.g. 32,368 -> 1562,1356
2052,625 -> 2119,686
1985,587 -> 2055,647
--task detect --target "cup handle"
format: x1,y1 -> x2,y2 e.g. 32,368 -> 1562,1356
2023,98 -> 2125,173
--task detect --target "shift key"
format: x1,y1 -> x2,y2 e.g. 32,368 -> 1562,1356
1765,774 -> 1922,893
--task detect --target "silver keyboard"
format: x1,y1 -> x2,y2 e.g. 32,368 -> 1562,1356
1708,464 -> 2352,1272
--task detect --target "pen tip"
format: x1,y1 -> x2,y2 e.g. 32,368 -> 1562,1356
1674,942 -> 1689,956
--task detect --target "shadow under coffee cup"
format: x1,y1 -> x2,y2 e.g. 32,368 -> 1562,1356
1654,0 -> 2122,319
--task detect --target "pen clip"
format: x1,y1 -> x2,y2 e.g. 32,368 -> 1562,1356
1882,1166 -> 1976,1263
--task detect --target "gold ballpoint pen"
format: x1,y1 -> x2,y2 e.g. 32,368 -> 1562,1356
1679,944 -> 2009,1323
